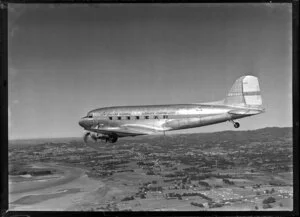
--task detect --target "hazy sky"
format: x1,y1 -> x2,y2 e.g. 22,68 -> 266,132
8,3 -> 292,139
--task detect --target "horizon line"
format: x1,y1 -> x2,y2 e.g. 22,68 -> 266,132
8,126 -> 292,142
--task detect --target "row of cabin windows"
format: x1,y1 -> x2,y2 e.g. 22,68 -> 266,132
108,115 -> 168,121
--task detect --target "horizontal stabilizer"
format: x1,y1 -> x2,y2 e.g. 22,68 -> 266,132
229,109 -> 264,115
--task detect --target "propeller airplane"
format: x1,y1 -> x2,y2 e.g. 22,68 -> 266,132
79,75 -> 265,144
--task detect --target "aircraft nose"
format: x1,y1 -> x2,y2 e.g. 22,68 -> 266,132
78,118 -> 86,128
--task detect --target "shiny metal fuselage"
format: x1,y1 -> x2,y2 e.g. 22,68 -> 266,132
79,103 -> 257,137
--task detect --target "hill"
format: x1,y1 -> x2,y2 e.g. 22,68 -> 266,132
9,127 -> 292,147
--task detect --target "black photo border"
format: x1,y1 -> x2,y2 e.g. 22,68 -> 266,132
0,0 -> 298,217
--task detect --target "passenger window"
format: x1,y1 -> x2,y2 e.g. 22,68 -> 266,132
117,116 -> 121,120
109,117 -> 112,120
154,116 -> 159,119
145,116 -> 149,119
136,116 -> 140,120
163,115 -> 168,119
127,116 -> 130,120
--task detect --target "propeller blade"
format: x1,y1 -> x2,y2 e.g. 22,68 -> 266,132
83,132 -> 90,144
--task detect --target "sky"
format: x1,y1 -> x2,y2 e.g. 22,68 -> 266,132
8,3 -> 292,140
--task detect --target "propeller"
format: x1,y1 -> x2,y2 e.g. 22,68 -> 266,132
83,132 -> 97,144
83,132 -> 90,144
83,132 -> 109,151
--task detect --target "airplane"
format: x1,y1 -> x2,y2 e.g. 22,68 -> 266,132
79,75 -> 265,144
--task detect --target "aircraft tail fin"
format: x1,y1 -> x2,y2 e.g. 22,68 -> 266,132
224,75 -> 263,108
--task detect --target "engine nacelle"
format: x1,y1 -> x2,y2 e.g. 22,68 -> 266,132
90,132 -> 98,141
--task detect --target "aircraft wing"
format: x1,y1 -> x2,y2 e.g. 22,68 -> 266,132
88,124 -> 161,137
122,124 -> 167,134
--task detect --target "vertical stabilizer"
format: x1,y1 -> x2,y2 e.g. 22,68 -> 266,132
224,75 -> 263,108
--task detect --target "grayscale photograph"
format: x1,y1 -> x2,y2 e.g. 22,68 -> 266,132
8,3 -> 293,211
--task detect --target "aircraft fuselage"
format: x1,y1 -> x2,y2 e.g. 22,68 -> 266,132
79,103 -> 260,137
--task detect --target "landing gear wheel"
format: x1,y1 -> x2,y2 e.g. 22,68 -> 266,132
234,122 -> 240,128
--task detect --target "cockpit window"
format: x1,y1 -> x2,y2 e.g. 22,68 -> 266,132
88,113 -> 93,118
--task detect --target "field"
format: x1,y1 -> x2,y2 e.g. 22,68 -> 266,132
8,127 -> 293,211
